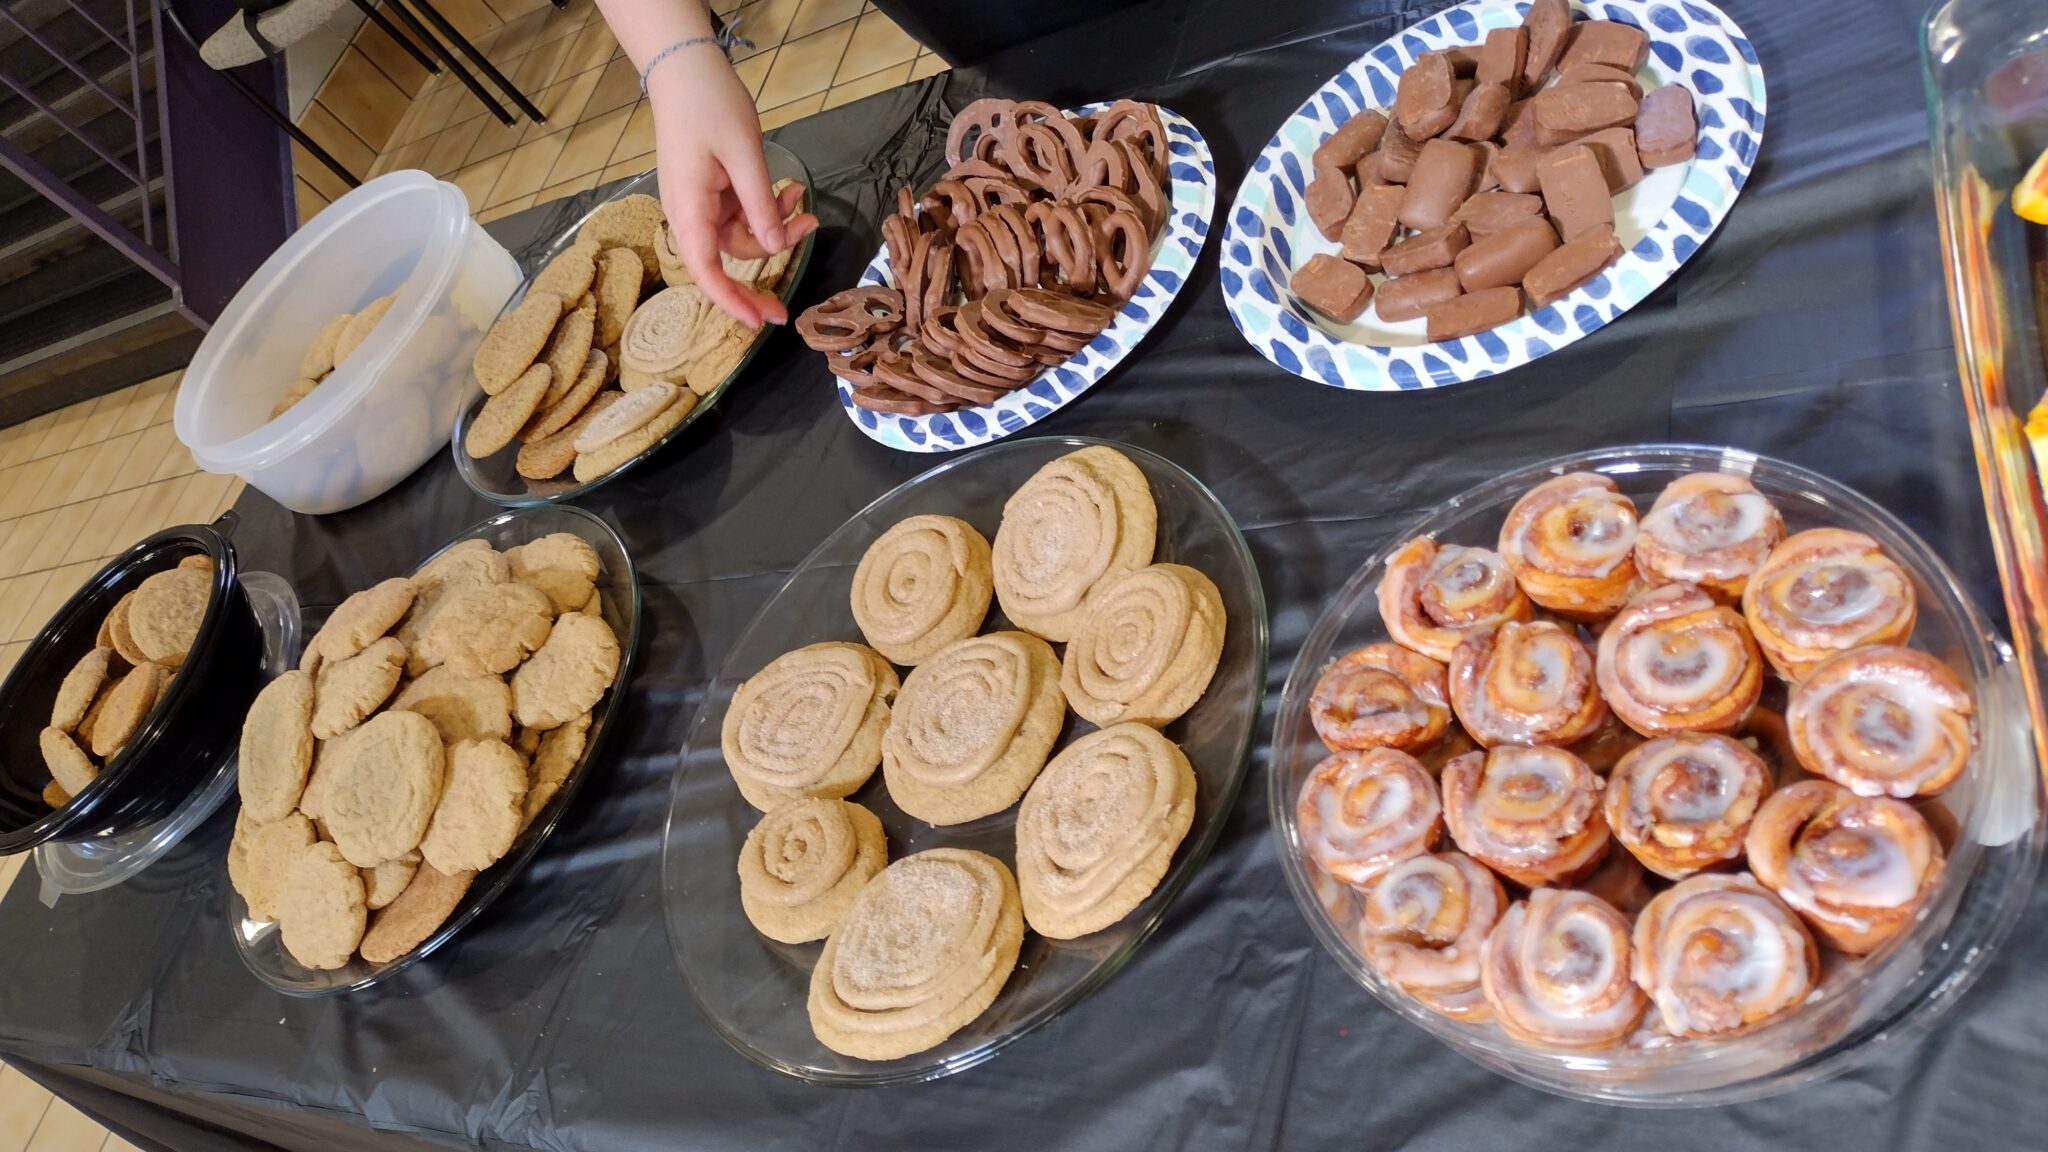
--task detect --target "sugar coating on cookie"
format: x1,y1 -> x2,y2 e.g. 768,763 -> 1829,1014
391,665 -> 514,745
311,636 -> 407,740
882,631 -> 1065,825
474,289 -> 564,396
465,362 -> 553,459
576,194 -> 664,282
129,567 -> 210,669
512,612 -> 619,730
279,841 -> 367,970
239,669 -> 316,822
739,797 -> 888,944
529,239 -> 600,303
593,247 -> 642,348
304,710 -> 446,868
991,445 -> 1159,643
421,582 -> 555,676
418,739 -> 528,874
51,647 -> 114,732
539,308 -> 596,405
229,809 -> 316,922
570,389 -> 697,483
721,642 -> 899,812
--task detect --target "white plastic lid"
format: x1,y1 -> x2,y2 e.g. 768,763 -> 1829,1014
36,571 -> 302,901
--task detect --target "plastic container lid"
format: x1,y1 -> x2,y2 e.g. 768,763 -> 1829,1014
35,572 -> 301,901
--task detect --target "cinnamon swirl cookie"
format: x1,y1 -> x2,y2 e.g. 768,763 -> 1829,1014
1448,620 -> 1607,748
1060,563 -> 1225,728
1743,528 -> 1917,681
1360,852 -> 1506,1021
1745,780 -> 1943,954
1308,642 -> 1449,752
1377,536 -> 1532,662
1442,745 -> 1611,888
1296,748 -> 1443,887
992,446 -> 1157,642
1014,723 -> 1196,938
722,642 -> 900,811
807,848 -> 1025,1060
883,632 -> 1065,825
850,515 -> 994,666
1634,473 -> 1784,601
1786,645 -> 1972,798
1631,873 -> 1818,1037
1603,733 -> 1772,880
1497,472 -> 1641,620
1595,583 -> 1763,736
738,797 -> 889,943
1480,888 -> 1648,1048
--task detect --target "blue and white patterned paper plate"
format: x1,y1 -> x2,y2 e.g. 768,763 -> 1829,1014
1221,0 -> 1764,391
838,103 -> 1217,452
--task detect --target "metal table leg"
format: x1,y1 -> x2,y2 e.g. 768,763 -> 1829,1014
399,0 -> 547,124
379,0 -> 515,124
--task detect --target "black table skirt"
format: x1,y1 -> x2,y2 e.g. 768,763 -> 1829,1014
6,1 -> 2044,1149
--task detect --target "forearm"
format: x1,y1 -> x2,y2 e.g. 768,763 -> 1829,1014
593,0 -> 715,75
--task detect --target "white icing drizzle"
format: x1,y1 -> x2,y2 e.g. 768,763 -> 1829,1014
1297,749 -> 1442,887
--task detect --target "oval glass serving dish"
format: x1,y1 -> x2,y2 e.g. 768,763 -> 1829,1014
663,435 -> 1268,1085
454,142 -> 817,505
232,503 -> 641,994
1269,444 -> 2042,1105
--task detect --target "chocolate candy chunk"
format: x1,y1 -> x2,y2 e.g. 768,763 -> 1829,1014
1560,19 -> 1649,73
1379,122 -> 1422,182
1636,85 -> 1697,167
1381,224 -> 1471,276
1340,185 -> 1407,268
1491,142 -> 1544,194
1470,142 -> 1501,193
1501,98 -> 1539,147
1523,225 -> 1623,308
1532,82 -> 1640,134
1567,126 -> 1646,192
1479,26 -> 1529,95
1426,286 -> 1523,340
1454,191 -> 1545,238
1395,52 -> 1459,139
1431,45 -> 1482,77
1538,144 -> 1615,240
1356,150 -> 1390,187
1375,267 -> 1464,323
1292,254 -> 1375,323
1520,0 -> 1572,91
1454,215 -> 1559,291
1315,110 -> 1390,171
1559,62 -> 1644,98
1446,82 -> 1513,142
1305,164 -> 1356,242
1398,139 -> 1479,232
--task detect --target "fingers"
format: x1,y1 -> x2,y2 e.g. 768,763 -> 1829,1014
719,139 -> 789,255
671,193 -> 764,329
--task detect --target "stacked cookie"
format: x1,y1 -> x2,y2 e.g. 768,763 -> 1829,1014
721,445 -> 1227,1061
229,532 -> 622,971
464,188 -> 802,486
37,555 -> 214,808
271,292 -> 398,421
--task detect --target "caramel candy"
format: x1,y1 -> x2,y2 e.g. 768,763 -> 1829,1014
1453,191 -> 1544,238
1425,286 -> 1523,341
1568,126 -> 1646,192
1491,142 -> 1543,194
1559,62 -> 1644,99
1637,85 -> 1697,167
1315,110 -> 1390,171
1381,223 -> 1471,276
1398,139 -> 1479,231
1523,225 -> 1623,308
1520,0 -> 1572,91
1453,215 -> 1559,291
1305,163 -> 1356,242
1446,82 -> 1512,142
1396,51 -> 1459,139
1375,267 -> 1464,323
1532,82 -> 1640,134
1538,145 -> 1615,240
1501,98 -> 1539,147
1380,122 -> 1422,182
1560,19 -> 1649,73
1479,26 -> 1529,96
1293,254 -> 1375,323
1340,185 -> 1407,268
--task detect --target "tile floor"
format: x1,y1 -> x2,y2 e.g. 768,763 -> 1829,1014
0,375 -> 219,1147
296,0 -> 947,224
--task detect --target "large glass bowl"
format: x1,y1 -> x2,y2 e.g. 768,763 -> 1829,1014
662,435 -> 1269,1085
1268,444 -> 2042,1105
452,141 -> 816,506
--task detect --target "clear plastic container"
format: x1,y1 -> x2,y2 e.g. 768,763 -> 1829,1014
174,171 -> 521,515
1269,445 -> 2044,1105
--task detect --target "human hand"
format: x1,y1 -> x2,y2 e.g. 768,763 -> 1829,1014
645,48 -> 819,328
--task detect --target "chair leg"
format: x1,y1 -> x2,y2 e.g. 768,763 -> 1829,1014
381,0 -> 516,123
349,0 -> 440,75
401,0 -> 549,124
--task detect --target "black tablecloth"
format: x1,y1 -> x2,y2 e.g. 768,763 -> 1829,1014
5,1 -> 2043,1148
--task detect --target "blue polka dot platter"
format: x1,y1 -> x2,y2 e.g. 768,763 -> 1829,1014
838,103 -> 1218,452
1220,0 -> 1763,391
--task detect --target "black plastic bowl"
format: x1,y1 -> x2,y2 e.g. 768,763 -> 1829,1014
0,515 -> 263,853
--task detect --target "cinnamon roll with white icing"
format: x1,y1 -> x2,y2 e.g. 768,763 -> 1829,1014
1634,473 -> 1784,602
1595,583 -> 1763,737
1603,733 -> 1772,880
1745,779 -> 1943,954
1441,745 -> 1611,888
1361,852 -> 1506,1021
1743,528 -> 1916,681
1308,642 -> 1450,753
1377,536 -> 1533,663
1296,748 -> 1443,888
1497,472 -> 1641,620
1448,620 -> 1608,748
1630,872 -> 1818,1038
1480,888 -> 1648,1047
1786,645 -> 1973,798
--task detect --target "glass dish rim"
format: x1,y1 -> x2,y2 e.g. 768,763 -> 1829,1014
660,432 -> 1271,1086
230,501 -> 643,995
1266,441 -> 2043,1104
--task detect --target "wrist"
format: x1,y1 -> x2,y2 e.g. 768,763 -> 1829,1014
638,37 -> 726,93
